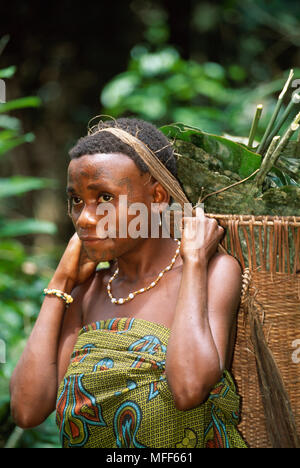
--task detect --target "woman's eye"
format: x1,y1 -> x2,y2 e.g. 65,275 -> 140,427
71,196 -> 82,206
99,194 -> 113,203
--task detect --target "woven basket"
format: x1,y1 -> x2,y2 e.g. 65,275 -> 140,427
206,214 -> 300,448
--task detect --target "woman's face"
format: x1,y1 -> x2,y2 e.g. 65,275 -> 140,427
67,153 -> 168,263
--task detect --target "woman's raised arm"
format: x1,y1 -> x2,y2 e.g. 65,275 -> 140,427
165,209 -> 242,411
9,234 -> 97,428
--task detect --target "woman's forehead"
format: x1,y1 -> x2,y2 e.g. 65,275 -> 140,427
67,153 -> 151,196
68,153 -> 141,181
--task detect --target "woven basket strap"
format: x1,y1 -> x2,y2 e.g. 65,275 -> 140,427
240,268 -> 251,304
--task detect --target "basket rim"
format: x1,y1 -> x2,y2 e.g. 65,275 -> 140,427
206,213 -> 300,227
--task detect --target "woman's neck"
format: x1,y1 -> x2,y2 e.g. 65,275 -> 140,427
115,237 -> 181,283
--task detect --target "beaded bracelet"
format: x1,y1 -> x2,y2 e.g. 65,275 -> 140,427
43,288 -> 74,306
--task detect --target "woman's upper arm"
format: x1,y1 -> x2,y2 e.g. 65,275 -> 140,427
207,253 -> 242,371
56,285 -> 84,387
56,270 -> 104,387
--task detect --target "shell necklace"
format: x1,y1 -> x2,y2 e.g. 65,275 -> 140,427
107,239 -> 181,305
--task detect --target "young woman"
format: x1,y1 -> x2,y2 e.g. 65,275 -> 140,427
10,118 -> 247,448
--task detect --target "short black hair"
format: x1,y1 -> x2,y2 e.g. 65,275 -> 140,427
69,117 -> 177,178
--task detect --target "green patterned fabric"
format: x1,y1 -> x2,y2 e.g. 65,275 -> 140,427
56,317 -> 247,448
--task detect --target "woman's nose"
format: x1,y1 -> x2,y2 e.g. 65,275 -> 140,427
76,204 -> 98,228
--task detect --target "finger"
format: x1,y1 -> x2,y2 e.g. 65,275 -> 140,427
217,225 -> 225,241
195,207 -> 205,247
195,205 -> 205,220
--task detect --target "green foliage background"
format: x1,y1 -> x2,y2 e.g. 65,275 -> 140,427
0,62 -> 60,447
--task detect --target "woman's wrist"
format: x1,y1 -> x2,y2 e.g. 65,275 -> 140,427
47,273 -> 76,295
182,252 -> 208,269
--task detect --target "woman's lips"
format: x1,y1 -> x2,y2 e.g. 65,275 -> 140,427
80,237 -> 107,243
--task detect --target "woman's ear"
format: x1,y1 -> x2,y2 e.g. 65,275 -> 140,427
152,181 -> 170,206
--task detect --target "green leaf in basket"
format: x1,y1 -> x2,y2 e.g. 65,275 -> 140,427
160,122 -> 262,179
267,168 -> 299,188
0,219 -> 57,237
276,155 -> 300,183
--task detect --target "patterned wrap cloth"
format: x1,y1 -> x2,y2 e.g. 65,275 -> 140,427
56,317 -> 247,448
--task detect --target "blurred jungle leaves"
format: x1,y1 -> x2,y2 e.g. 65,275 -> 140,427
0,56 -> 59,447
100,43 -> 300,141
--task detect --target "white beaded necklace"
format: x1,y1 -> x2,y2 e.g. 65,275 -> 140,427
107,239 -> 181,305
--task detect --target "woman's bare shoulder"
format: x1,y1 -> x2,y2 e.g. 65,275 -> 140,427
207,252 -> 243,307
208,251 -> 242,277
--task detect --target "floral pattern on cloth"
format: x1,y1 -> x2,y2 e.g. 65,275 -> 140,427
56,317 -> 247,448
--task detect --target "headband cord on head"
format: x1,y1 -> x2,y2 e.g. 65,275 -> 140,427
89,126 -> 227,253
89,127 -> 191,209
